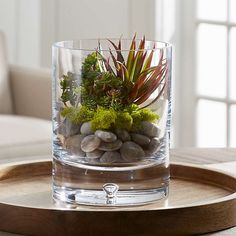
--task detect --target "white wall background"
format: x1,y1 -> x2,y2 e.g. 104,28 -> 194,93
0,0 -> 41,66
0,0 -> 170,68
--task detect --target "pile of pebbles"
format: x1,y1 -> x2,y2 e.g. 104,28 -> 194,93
62,120 -> 161,164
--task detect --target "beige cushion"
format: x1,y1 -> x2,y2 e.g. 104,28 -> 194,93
0,115 -> 51,160
0,31 -> 13,113
9,65 -> 51,120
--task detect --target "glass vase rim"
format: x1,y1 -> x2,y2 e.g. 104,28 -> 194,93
52,38 -> 172,52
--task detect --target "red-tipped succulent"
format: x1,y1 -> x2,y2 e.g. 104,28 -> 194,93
97,35 -> 168,108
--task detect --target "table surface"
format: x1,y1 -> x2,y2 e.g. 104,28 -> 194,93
0,146 -> 235,236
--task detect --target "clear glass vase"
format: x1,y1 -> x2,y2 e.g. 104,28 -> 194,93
52,38 -> 172,206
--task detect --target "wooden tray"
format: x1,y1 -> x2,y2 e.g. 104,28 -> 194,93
0,160 -> 235,236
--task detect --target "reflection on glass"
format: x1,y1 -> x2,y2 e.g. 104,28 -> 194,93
197,0 -> 227,21
197,99 -> 226,147
230,105 -> 236,147
230,27 -> 236,100
197,24 -> 227,98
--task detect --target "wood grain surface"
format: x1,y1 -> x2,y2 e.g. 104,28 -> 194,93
0,160 -> 235,236
171,148 -> 236,164
0,147 -> 235,236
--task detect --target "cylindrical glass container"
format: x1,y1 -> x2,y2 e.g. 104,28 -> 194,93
52,38 -> 172,206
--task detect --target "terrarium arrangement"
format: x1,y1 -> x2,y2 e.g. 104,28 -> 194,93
57,36 -> 168,164
52,36 -> 172,206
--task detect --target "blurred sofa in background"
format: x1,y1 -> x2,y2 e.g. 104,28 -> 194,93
0,31 -> 51,161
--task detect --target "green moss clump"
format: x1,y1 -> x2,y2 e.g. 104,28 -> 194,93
61,106 -> 94,124
115,112 -> 133,130
91,107 -> 117,130
125,104 -> 159,128
130,111 -> 142,129
61,101 -> 159,131
61,107 -> 78,122
139,108 -> 159,122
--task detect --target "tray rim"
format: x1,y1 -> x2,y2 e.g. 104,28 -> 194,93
0,159 -> 235,212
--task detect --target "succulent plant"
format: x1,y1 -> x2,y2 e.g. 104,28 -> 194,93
60,35 -> 167,130
97,34 -> 168,108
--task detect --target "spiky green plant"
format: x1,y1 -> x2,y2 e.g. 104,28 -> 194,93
97,34 -> 168,108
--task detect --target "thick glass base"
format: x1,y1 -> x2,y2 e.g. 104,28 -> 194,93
53,185 -> 169,206
52,156 -> 169,206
